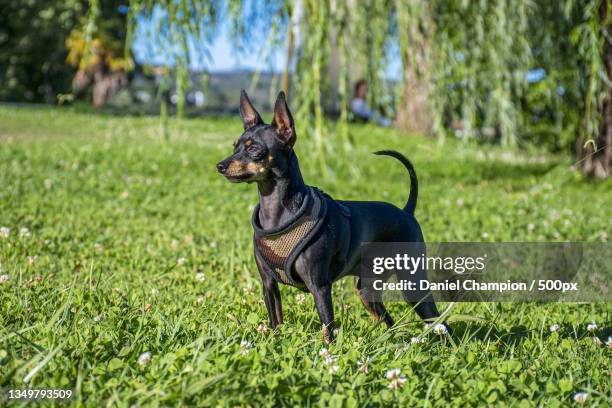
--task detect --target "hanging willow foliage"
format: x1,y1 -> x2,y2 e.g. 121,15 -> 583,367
398,0 -> 610,166
78,0 -> 610,176
293,0 -> 331,176
394,0 -> 433,135
350,0 -> 395,113
127,0 -> 223,121
427,0 -> 531,146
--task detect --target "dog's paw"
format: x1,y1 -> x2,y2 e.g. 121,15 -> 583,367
322,324 -> 335,344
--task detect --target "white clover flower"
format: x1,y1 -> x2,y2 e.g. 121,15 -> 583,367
195,272 -> 205,282
573,392 -> 588,404
295,293 -> 306,305
386,368 -> 407,389
27,256 -> 37,266
357,357 -> 370,374
481,232 -> 489,239
151,288 -> 159,296
257,323 -> 268,334
93,314 -> 104,322
0,227 -> 10,239
239,340 -> 252,355
323,355 -> 337,366
527,223 -> 535,232
177,257 -> 186,266
549,209 -> 560,221
243,285 -> 254,296
456,198 -> 464,207
94,243 -> 104,253
386,368 -> 401,380
411,336 -> 426,344
328,364 -> 339,374
0,274 -> 9,284
432,323 -> 448,335
137,351 -> 152,366
549,324 -> 560,333
19,227 -> 31,238
587,321 -> 598,332
171,239 -> 180,249
196,295 -> 205,304
321,352 -> 339,374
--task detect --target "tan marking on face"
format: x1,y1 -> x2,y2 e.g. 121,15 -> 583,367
246,162 -> 264,173
267,154 -> 273,162
227,160 -> 244,176
245,139 -> 253,147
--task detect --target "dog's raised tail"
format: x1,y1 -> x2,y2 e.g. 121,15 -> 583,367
374,150 -> 418,215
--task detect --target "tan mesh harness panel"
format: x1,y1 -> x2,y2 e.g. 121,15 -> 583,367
252,188 -> 326,288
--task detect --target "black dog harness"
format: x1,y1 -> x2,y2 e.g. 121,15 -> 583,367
252,187 -> 350,289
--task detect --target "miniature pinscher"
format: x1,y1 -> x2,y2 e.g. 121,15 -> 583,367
217,90 -> 440,343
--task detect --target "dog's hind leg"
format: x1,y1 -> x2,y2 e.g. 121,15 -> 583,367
403,291 -> 439,322
355,277 -> 395,328
398,261 -> 440,322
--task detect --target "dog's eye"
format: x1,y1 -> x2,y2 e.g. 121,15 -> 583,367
247,145 -> 264,158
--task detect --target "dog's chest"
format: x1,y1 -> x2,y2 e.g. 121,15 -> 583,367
252,187 -> 329,288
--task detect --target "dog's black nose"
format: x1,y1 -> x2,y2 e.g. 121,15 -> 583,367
216,161 -> 227,174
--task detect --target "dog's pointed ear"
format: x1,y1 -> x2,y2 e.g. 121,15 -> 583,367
272,91 -> 295,147
239,90 -> 263,130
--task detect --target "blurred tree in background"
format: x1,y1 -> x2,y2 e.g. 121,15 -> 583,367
0,0 -> 86,103
0,0 -> 129,105
66,0 -> 131,107
0,0 -> 609,177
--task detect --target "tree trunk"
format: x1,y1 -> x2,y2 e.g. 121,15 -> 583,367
394,0 -> 433,135
73,50 -> 126,108
92,70 -> 126,108
576,2 -> 611,178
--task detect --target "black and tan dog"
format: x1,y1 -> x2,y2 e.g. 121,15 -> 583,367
217,90 -> 440,343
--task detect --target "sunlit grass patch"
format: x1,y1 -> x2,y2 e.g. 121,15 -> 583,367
0,106 -> 610,406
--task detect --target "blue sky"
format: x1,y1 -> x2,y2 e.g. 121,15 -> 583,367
131,7 -> 403,79
132,21 -> 287,73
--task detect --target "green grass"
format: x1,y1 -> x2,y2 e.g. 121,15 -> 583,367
0,106 -> 610,406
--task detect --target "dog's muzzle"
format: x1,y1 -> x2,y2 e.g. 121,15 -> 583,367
216,160 -> 229,174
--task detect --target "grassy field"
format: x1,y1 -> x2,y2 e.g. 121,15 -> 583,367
0,106 -> 610,406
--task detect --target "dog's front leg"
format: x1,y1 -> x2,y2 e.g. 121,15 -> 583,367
295,243 -> 336,343
310,284 -> 335,344
255,255 -> 283,328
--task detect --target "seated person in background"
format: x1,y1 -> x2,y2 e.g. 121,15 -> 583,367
350,79 -> 392,127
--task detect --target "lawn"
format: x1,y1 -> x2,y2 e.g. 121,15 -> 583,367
0,106 -> 610,406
